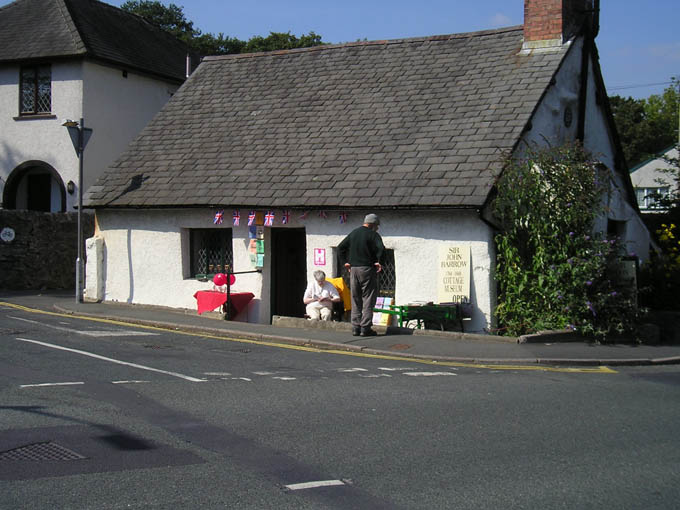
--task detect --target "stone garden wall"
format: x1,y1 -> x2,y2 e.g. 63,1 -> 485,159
0,210 -> 95,290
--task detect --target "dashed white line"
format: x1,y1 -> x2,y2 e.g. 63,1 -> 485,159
15,337 -> 206,382
272,376 -> 297,381
284,480 -> 347,491
338,368 -> 368,373
112,380 -> 150,385
20,382 -> 84,388
403,372 -> 457,377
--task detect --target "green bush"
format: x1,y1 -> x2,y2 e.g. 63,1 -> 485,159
494,143 -> 640,339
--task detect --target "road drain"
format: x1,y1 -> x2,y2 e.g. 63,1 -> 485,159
0,442 -> 86,461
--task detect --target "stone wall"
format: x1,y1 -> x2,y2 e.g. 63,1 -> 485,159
0,210 -> 95,290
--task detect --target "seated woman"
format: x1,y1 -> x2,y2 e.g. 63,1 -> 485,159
303,270 -> 341,320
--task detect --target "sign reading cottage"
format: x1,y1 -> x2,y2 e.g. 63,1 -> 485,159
84,0 -> 650,332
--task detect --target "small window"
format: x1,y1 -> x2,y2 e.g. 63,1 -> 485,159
20,64 -> 51,115
335,247 -> 396,298
635,187 -> 670,210
190,229 -> 233,279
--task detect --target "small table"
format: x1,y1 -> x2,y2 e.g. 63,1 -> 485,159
372,303 -> 467,331
193,291 -> 254,318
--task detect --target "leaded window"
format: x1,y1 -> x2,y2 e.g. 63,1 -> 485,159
20,64 -> 51,115
336,247 -> 396,298
190,229 -> 233,279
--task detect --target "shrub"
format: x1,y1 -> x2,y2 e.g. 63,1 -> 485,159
639,223 -> 680,310
494,143 -> 640,339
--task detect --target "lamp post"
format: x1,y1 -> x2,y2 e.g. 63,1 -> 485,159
62,118 -> 92,303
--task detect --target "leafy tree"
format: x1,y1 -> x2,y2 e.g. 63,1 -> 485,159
494,142 -> 640,339
610,78 -> 679,167
121,1 -> 325,56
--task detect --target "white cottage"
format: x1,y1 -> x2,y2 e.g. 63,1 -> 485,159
83,0 -> 650,333
0,0 -> 193,212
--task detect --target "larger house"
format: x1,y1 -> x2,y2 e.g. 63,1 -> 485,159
83,0 -> 651,333
0,0 -> 194,212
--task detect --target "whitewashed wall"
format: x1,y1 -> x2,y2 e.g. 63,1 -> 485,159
0,61 -> 83,210
90,208 -> 495,332
0,60 -> 179,211
519,38 -> 651,262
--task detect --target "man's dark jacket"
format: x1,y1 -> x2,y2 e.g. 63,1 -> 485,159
338,226 -> 385,267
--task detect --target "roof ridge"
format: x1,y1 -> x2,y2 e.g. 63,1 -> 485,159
203,25 -> 524,62
56,0 -> 87,54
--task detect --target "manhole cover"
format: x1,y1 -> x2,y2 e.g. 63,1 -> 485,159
389,344 -> 411,351
0,442 -> 86,461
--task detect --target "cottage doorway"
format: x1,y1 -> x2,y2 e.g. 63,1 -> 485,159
270,228 -> 307,319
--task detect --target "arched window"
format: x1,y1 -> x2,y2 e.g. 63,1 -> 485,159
3,161 -> 66,212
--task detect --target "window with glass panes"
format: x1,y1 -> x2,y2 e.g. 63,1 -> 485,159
635,187 -> 669,210
336,248 -> 395,298
20,64 -> 51,115
190,229 -> 233,278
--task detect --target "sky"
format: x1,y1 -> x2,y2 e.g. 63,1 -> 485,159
5,0 -> 679,99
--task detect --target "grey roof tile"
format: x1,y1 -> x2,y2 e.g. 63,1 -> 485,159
85,26 -> 570,210
0,0 -> 194,82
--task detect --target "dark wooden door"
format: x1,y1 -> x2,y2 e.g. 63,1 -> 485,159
270,228 -> 307,319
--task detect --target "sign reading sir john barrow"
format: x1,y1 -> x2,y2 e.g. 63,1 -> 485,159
437,244 -> 470,303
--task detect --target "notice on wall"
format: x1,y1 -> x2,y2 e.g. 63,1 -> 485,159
314,248 -> 326,266
437,244 -> 471,303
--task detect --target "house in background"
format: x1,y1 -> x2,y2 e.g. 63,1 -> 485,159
0,0 -> 194,212
83,0 -> 651,333
630,146 -> 678,213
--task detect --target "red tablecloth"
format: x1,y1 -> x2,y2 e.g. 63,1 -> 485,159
193,291 -> 254,317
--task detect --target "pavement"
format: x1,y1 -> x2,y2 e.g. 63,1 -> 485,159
2,290 -> 680,368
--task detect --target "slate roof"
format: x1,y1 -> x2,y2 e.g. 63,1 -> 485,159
0,0 -> 191,82
85,27 -> 571,210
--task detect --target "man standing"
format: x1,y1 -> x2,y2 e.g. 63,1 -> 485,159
338,214 -> 385,336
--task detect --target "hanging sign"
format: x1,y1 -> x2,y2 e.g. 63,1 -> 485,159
437,244 -> 470,303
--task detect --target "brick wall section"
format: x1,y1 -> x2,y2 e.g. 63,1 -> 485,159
0,210 -> 95,290
524,0 -> 591,42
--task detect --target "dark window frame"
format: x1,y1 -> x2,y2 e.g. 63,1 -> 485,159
335,247 -> 396,298
189,228 -> 233,279
19,64 -> 52,116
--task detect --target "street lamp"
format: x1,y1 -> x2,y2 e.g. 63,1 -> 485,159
62,118 -> 93,303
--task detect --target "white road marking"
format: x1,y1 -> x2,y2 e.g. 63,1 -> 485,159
228,377 -> 252,382
358,374 -> 392,378
9,316 -> 159,337
338,368 -> 368,372
403,372 -> 457,377
15,337 -> 206,382
378,367 -> 413,371
204,372 -> 232,376
112,380 -> 150,384
272,376 -> 297,381
20,382 -> 84,388
252,371 -> 278,375
284,480 -> 346,491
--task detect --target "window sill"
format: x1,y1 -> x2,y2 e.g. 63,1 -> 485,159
13,114 -> 57,121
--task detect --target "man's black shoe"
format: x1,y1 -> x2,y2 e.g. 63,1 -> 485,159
360,328 -> 378,337
352,327 -> 361,336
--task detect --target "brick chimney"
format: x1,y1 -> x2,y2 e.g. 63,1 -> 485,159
524,0 -> 594,48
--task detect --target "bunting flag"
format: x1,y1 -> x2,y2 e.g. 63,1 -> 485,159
318,210 -> 327,219
299,211 -> 309,221
264,210 -> 275,226
339,211 -> 347,224
232,210 -> 240,226
213,210 -> 224,225
281,210 -> 290,225
248,210 -> 256,226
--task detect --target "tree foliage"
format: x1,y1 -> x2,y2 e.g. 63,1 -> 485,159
494,143 -> 640,339
121,1 -> 325,56
609,78 -> 679,167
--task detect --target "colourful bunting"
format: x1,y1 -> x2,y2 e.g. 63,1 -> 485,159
248,210 -> 256,226
339,211 -> 347,224
232,210 -> 240,226
299,211 -> 309,220
281,210 -> 290,224
264,210 -> 275,226
213,210 -> 224,225
319,210 -> 327,219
